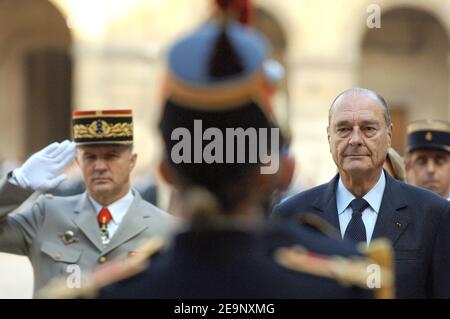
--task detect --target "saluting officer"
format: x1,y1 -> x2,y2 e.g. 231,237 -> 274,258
0,109 -> 174,296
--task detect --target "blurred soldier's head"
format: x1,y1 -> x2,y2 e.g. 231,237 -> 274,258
406,120 -> 450,199
158,12 -> 294,220
72,110 -> 137,206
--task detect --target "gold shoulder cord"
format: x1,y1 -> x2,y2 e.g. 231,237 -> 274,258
274,238 -> 395,299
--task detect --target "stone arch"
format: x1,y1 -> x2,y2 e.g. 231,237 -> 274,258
0,0 -> 72,161
358,6 -> 449,155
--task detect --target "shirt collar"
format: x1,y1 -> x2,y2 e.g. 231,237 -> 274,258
88,189 -> 134,224
337,171 -> 386,215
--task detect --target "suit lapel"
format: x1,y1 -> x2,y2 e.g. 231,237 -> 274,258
73,193 -> 104,252
372,173 -> 410,246
102,191 -> 151,255
312,174 -> 341,232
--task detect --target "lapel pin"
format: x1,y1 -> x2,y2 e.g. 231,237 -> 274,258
60,230 -> 78,245
394,221 -> 402,229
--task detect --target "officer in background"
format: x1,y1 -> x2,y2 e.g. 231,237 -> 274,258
406,120 -> 450,200
0,110 -> 174,295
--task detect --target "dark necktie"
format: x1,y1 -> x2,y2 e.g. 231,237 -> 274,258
343,198 -> 369,244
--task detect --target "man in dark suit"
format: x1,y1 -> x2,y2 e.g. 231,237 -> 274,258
273,88 -> 450,298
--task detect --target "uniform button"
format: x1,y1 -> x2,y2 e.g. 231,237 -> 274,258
98,256 -> 107,264
54,253 -> 61,260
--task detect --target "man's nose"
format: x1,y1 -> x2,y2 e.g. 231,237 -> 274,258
94,158 -> 107,170
348,127 -> 363,146
426,160 -> 436,173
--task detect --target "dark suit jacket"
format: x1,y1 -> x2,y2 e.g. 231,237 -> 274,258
273,171 -> 450,298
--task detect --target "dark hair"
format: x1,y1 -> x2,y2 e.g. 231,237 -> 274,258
159,100 -> 282,211
208,26 -> 244,80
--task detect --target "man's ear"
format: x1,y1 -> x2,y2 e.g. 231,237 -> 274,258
277,153 -> 295,192
387,124 -> 393,148
327,126 -> 332,154
159,159 -> 178,187
405,156 -> 412,171
130,153 -> 138,170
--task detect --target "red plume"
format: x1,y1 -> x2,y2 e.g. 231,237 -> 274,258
215,0 -> 253,26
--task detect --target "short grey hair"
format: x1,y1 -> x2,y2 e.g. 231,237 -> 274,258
328,87 -> 391,127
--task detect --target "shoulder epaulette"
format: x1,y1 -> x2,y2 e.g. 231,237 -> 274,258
37,236 -> 164,299
274,238 -> 395,298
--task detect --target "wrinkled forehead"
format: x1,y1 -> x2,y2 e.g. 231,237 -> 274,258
76,144 -> 131,155
330,93 -> 385,124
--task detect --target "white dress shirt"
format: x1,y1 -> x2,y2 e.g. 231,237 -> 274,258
336,172 -> 386,245
88,190 -> 134,239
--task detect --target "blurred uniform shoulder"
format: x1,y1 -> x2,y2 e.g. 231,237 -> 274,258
274,237 -> 395,299
37,236 -> 164,299
265,214 -> 395,298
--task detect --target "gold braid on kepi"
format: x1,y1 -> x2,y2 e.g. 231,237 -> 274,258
72,109 -> 133,145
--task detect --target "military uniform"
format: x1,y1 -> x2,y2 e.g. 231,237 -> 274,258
94,210 -> 395,299
98,222 -> 375,299
0,179 -> 173,294
40,215 -> 393,298
0,110 -> 175,296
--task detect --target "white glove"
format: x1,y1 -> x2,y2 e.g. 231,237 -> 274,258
12,140 -> 77,192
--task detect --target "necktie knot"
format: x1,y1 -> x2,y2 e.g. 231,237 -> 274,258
97,207 -> 113,225
350,197 -> 369,215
